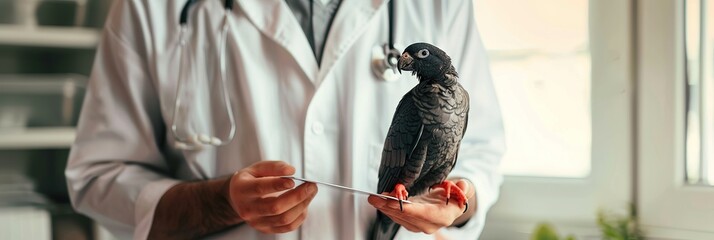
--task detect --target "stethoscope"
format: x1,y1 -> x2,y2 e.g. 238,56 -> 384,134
371,0 -> 401,82
172,0 -> 398,150
171,0 -> 235,150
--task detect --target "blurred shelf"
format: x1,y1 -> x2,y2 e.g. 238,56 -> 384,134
0,207 -> 51,240
0,127 -> 76,150
0,25 -> 100,49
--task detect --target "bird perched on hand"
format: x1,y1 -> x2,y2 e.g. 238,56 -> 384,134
371,42 -> 470,240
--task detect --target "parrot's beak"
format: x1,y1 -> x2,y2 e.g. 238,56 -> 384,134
398,52 -> 414,74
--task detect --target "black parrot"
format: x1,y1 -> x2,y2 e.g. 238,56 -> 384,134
371,43 -> 470,240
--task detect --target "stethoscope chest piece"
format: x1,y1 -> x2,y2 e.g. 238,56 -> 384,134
372,44 -> 401,82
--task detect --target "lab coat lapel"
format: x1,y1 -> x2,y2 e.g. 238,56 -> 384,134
318,0 -> 387,83
235,0 -> 319,85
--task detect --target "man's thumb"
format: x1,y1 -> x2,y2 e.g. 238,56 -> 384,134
247,160 -> 296,177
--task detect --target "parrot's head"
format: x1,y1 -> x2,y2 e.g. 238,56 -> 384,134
398,42 -> 456,81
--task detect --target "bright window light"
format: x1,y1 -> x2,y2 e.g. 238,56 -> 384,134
684,0 -> 714,186
475,0 -> 592,177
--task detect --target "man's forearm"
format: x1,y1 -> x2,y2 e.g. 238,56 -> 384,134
148,177 -> 242,239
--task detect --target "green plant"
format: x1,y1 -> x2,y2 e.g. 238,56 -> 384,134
530,223 -> 576,240
530,206 -> 644,240
596,206 -> 643,240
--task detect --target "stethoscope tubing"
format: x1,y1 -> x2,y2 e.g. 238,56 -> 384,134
172,0 -> 236,150
172,0 -> 397,150
180,0 -> 233,25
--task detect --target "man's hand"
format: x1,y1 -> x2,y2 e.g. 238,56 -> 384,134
148,161 -> 316,239
228,161 -> 318,234
367,179 -> 476,234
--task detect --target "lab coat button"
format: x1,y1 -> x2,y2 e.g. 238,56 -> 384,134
312,122 -> 325,135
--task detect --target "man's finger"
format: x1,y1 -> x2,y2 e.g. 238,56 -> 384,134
256,183 -> 317,216
253,191 -> 315,226
240,177 -> 296,196
369,194 -> 410,210
379,200 -> 457,227
377,209 -> 423,232
371,197 -> 445,232
454,179 -> 473,198
383,197 -> 413,211
455,179 -> 469,191
246,161 -> 296,177
270,212 -> 308,233
379,207 -> 445,233
374,200 -> 429,224
367,195 -> 388,208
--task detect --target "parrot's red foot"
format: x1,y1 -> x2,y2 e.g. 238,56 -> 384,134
389,183 -> 409,212
430,180 -> 469,213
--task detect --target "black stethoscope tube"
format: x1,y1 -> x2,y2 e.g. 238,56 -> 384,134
180,0 -> 234,25
388,0 -> 395,50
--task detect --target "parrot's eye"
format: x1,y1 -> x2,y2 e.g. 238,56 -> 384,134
416,49 -> 430,59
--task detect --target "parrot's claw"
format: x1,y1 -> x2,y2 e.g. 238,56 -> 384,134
390,183 -> 409,212
430,180 -> 468,210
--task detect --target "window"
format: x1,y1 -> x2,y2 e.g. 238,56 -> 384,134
475,0 -> 714,238
476,0 -> 634,238
639,0 -> 714,237
684,0 -> 714,186
475,0 -> 592,178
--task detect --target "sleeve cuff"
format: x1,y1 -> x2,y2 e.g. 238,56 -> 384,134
133,179 -> 182,240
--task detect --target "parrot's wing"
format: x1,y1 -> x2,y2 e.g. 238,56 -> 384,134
451,88 -> 470,167
451,113 -> 468,167
378,92 -> 425,194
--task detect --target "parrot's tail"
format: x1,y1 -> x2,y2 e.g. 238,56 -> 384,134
370,211 -> 400,240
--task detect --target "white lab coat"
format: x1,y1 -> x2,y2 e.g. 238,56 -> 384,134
65,0 -> 505,239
